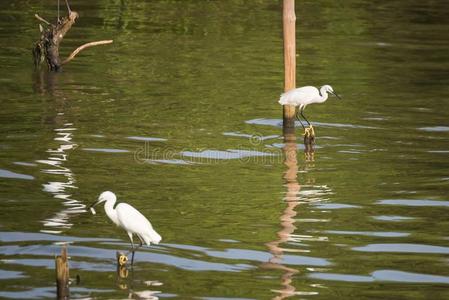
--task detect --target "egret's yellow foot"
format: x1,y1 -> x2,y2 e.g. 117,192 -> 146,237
303,127 -> 311,137
118,254 -> 128,266
308,125 -> 315,137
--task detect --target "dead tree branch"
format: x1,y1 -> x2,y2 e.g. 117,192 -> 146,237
62,40 -> 113,65
33,5 -> 112,71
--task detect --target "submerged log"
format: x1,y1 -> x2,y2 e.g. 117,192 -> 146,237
33,2 -> 112,71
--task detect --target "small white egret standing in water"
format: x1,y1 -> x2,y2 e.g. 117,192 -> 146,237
279,85 -> 341,138
89,191 -> 161,264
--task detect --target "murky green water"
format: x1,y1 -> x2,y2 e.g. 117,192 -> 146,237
1,0 -> 449,299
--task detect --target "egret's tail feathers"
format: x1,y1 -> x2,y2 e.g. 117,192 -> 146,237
141,228 -> 162,246
278,92 -> 291,105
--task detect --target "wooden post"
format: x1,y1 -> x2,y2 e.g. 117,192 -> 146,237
55,245 -> 69,300
282,0 -> 297,134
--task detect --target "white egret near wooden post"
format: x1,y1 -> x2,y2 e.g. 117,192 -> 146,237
89,191 -> 162,265
279,85 -> 341,141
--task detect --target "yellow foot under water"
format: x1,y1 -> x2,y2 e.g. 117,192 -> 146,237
308,125 -> 315,137
303,126 -> 315,138
302,128 -> 310,137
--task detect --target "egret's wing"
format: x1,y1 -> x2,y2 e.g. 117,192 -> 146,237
116,203 -> 153,231
279,86 -> 318,105
116,203 -> 161,245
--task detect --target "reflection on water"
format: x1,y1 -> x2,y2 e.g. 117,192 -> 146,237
264,134 -> 301,299
116,264 -> 163,300
1,0 -> 449,298
264,132 -> 330,298
34,74 -> 85,233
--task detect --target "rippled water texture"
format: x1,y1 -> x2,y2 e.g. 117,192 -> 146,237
1,0 -> 449,299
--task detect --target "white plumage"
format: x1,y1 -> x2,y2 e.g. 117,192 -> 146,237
89,191 -> 161,248
279,85 -> 339,109
278,85 -> 341,132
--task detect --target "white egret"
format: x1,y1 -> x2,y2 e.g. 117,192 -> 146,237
279,85 -> 341,137
89,191 -> 161,264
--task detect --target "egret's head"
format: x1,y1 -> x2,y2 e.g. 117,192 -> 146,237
321,85 -> 341,100
89,191 -> 116,209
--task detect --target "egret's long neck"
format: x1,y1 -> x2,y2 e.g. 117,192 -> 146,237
318,87 -> 329,103
104,199 -> 121,226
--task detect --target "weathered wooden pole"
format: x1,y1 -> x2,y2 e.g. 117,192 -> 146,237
55,245 -> 69,300
282,0 -> 297,135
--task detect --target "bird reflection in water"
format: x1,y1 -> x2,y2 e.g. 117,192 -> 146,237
33,71 -> 85,233
116,263 -> 163,300
263,131 -> 319,299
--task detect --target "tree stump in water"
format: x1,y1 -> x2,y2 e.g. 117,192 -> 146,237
55,245 -> 69,300
33,11 -> 78,71
33,3 -> 112,71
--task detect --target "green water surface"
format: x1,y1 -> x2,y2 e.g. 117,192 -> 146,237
1,0 -> 449,299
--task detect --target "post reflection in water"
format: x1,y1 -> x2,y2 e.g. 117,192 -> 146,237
33,71 -> 85,234
116,266 -> 163,300
263,132 -> 318,299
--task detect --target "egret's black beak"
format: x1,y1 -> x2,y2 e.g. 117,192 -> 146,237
331,91 -> 342,100
88,199 -> 101,209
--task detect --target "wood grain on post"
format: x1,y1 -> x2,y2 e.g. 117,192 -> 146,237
282,0 -> 297,134
55,245 -> 69,300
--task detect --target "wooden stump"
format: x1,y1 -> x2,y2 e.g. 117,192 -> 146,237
55,245 -> 69,300
33,2 -> 112,71
33,11 -> 78,71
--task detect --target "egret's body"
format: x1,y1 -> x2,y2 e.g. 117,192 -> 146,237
279,85 -> 341,137
89,191 -> 161,263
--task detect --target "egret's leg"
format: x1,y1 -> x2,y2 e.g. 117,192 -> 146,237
131,251 -> 136,265
57,0 -> 60,22
295,110 -> 306,130
300,107 -> 311,127
126,232 -> 136,265
127,232 -> 135,250
300,107 -> 314,138
132,237 -> 144,252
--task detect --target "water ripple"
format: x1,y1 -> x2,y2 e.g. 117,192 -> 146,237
352,243 -> 449,254
372,270 -> 449,284
82,148 -> 130,153
0,269 -> 27,280
309,270 -> 449,284
127,136 -> 167,142
245,118 -> 377,129
0,244 -> 253,273
418,126 -> 449,132
377,199 -> 449,207
312,203 -> 361,210
181,149 -> 277,160
0,231 -> 118,243
325,230 -> 410,238
0,169 -> 34,180
372,215 -> 416,222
